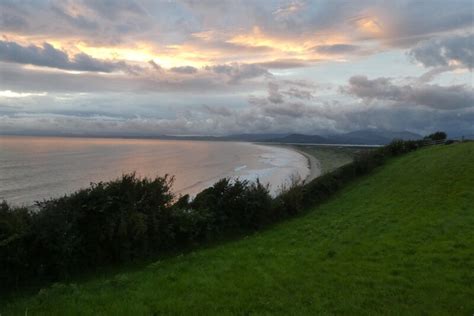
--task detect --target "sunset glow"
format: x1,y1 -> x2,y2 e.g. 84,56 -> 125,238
0,0 -> 472,137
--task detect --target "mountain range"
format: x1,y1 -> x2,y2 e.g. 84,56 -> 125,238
2,129 -> 422,145
242,129 -> 422,145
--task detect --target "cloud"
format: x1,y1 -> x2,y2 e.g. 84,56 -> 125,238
0,7 -> 28,31
267,82 -> 284,104
4,96 -> 472,137
283,88 -> 314,100
1,0 -> 472,72
148,60 -> 163,72
0,40 -> 131,72
257,59 -> 312,69
377,1 -> 473,46
314,44 -> 360,54
265,81 -> 315,104
345,75 -> 474,110
169,65 -> 198,74
199,104 -> 233,117
409,33 -> 473,69
82,0 -> 147,20
50,3 -> 99,31
2,82 -> 473,138
0,1 -> 472,138
206,63 -> 271,83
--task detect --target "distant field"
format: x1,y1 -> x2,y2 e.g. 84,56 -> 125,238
293,144 -> 362,174
2,143 -> 473,315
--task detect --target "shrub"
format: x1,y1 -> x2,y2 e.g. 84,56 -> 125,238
425,131 -> 447,141
274,175 -> 305,217
0,201 -> 33,289
191,178 -> 272,233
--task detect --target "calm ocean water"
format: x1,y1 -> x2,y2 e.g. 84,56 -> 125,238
0,136 -> 309,205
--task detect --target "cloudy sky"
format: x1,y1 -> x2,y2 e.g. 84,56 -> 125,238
0,0 -> 472,137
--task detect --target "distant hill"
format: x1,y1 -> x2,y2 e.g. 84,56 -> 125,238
263,133 -> 327,144
263,129 -> 422,145
221,133 -> 289,141
326,129 -> 422,145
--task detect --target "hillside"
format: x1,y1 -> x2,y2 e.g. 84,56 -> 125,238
2,143 -> 473,315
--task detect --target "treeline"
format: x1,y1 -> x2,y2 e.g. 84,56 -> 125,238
0,135 -> 449,292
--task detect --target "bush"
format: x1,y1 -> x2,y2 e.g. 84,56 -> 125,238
425,131 -> 447,141
274,176 -> 305,217
0,201 -> 33,289
191,178 -> 272,233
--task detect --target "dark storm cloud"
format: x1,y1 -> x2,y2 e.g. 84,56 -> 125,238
409,33 -> 473,69
345,75 -> 474,110
0,40 -> 129,72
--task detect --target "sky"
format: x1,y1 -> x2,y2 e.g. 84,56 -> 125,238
0,0 -> 473,137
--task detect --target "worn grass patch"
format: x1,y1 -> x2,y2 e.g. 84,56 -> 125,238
2,143 -> 473,315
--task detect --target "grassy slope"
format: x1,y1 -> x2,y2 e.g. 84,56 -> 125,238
3,143 -> 474,315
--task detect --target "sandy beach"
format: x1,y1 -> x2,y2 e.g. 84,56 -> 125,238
293,147 -> 322,182
260,144 -> 322,184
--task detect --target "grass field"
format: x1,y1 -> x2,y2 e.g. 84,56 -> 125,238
2,143 -> 473,315
293,144 -> 360,174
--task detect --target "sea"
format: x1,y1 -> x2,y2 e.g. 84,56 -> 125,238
0,136 -> 310,206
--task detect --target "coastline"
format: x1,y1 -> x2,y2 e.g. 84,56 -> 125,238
292,147 -> 322,182
259,143 -> 362,184
259,143 -> 322,183
3,138 -> 314,205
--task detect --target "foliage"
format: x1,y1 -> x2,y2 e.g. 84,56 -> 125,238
425,131 -> 447,141
0,133 -> 447,293
3,142 -> 473,315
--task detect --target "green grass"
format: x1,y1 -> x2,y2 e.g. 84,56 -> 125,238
2,143 -> 473,315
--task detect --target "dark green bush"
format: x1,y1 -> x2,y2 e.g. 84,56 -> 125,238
0,202 -> 33,288
425,131 -> 447,141
191,178 -> 272,232
273,175 -> 305,217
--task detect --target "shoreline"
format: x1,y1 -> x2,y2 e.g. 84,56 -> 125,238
259,143 -> 322,183
5,139 -> 319,206
292,147 -> 322,183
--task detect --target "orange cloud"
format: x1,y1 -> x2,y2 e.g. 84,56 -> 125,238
227,26 -> 312,54
355,17 -> 383,37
